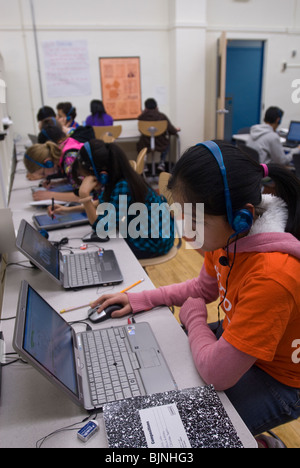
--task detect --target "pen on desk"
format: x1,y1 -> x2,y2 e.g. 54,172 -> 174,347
51,197 -> 55,220
59,278 -> 145,314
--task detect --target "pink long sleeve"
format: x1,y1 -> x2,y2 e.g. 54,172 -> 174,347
127,265 -> 219,313
180,298 -> 256,391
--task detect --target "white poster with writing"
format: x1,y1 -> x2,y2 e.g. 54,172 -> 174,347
42,40 -> 91,98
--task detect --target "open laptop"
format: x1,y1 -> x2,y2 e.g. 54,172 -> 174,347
16,219 -> 123,289
0,208 -> 16,254
283,121 -> 300,148
33,212 -> 89,231
13,281 -> 177,410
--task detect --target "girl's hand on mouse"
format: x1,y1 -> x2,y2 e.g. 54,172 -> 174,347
90,293 -> 132,318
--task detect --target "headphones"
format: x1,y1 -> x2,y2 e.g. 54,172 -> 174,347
66,106 -> 75,122
197,141 -> 253,236
25,153 -> 54,169
83,142 -> 109,186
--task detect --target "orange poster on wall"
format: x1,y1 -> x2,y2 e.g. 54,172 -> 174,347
99,57 -> 142,121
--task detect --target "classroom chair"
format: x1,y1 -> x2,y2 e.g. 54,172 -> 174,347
139,172 -> 182,268
138,120 -> 168,177
92,125 -> 122,142
129,160 -> 137,171
136,147 -> 148,177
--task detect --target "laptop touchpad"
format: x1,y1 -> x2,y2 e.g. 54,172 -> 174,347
138,349 -> 160,368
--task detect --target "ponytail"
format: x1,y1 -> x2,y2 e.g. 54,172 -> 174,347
265,164 -> 300,240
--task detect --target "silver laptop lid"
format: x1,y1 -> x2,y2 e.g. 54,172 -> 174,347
0,208 -> 16,254
16,220 -> 61,285
13,281 -> 85,408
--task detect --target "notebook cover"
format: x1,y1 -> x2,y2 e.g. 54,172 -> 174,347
103,385 -> 243,448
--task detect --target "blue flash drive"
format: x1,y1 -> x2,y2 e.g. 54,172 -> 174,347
77,420 -> 99,442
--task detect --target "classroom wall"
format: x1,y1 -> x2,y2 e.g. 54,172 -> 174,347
0,0 -> 300,164
204,0 -> 300,137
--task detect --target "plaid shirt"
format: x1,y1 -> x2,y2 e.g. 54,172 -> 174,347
93,180 -> 174,254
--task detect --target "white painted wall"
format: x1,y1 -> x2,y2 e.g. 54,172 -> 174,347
0,0 -> 300,173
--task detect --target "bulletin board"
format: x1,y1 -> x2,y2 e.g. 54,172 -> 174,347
99,57 -> 142,121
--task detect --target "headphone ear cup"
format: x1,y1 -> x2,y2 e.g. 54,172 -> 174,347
232,209 -> 253,235
44,160 -> 54,169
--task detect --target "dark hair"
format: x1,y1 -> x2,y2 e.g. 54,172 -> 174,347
145,98 -> 157,110
90,100 -> 106,116
56,102 -> 77,121
264,106 -> 284,124
37,118 -> 66,144
168,140 -> 300,240
37,106 -> 56,122
74,139 -> 149,203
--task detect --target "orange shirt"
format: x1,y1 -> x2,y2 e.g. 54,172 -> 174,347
205,249 -> 300,388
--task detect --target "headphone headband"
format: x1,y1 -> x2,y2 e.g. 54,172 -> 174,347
24,153 -> 54,169
196,141 -> 253,235
83,142 -> 109,186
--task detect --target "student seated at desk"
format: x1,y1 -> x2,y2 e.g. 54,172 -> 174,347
92,141 -> 300,445
24,141 -> 60,181
56,101 -> 80,134
137,98 -> 180,172
85,99 -> 113,127
246,106 -> 294,165
29,118 -> 84,202
49,139 -> 175,259
36,105 -> 56,130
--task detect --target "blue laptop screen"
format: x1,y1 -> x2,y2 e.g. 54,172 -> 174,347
23,286 -> 78,397
288,121 -> 300,142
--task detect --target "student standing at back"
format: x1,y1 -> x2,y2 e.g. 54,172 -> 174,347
137,98 -> 180,172
85,100 -> 113,127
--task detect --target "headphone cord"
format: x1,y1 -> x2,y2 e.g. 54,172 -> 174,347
215,236 -> 238,330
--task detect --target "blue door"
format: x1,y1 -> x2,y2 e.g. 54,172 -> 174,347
225,40 -> 265,140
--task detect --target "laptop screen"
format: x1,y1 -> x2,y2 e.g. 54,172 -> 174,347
23,285 -> 79,397
21,222 -> 60,279
288,121 -> 300,142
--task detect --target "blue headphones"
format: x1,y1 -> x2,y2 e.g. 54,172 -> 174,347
197,141 -> 253,235
66,106 -> 75,122
25,153 -> 54,169
83,142 -> 109,186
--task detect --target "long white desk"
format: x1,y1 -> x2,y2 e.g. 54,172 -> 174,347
0,146 -> 256,448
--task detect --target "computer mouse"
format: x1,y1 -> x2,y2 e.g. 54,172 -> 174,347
88,303 -> 123,323
82,231 -> 110,243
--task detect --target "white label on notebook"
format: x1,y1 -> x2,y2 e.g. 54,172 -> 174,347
139,403 -> 191,448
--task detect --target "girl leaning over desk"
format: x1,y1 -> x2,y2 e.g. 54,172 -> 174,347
50,139 -> 175,259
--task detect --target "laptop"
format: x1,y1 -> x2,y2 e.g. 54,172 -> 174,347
13,281 -> 177,410
283,121 -> 300,148
33,212 -> 89,231
28,134 -> 38,145
0,208 -> 16,254
16,219 -> 123,289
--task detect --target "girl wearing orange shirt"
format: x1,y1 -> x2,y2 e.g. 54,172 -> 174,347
91,141 -> 300,446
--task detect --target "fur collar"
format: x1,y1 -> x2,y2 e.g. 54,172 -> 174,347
249,194 -> 288,236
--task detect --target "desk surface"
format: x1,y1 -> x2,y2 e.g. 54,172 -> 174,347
0,146 -> 256,448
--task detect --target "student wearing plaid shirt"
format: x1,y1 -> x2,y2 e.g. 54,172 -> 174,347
70,139 -> 175,259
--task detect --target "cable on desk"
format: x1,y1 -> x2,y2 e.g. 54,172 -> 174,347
35,414 -> 98,448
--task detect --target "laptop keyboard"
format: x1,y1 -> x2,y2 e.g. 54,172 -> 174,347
82,327 -> 144,407
67,252 -> 102,286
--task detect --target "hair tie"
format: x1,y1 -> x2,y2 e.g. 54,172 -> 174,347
261,164 -> 269,178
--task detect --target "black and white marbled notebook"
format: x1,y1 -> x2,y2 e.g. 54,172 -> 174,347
103,385 -> 243,448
